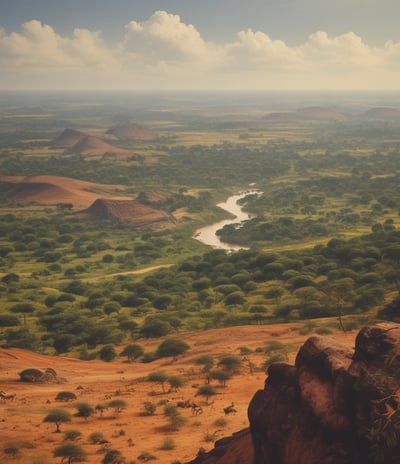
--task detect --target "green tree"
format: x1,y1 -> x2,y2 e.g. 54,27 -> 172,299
107,399 -> 127,413
218,355 -> 242,373
156,338 -> 190,360
102,449 -> 125,464
9,302 -> 36,324
99,345 -> 117,362
44,409 -> 72,433
120,344 -> 144,362
147,370 -> 169,393
54,442 -> 87,463
196,385 -> 217,404
210,369 -> 231,387
75,402 -> 94,420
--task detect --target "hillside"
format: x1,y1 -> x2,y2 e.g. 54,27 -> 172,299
0,175 -> 131,208
0,324 -> 356,464
50,128 -> 89,148
79,198 -> 176,229
65,135 -> 131,157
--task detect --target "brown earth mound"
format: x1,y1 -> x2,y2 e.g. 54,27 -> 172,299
50,128 -> 89,148
80,198 -> 176,229
106,124 -> 159,140
0,175 -> 131,208
65,135 -> 130,157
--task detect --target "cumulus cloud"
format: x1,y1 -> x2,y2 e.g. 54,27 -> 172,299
0,11 -> 400,90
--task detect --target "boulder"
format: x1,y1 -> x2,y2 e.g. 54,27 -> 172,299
187,323 -> 400,464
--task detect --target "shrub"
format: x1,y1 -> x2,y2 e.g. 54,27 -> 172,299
99,345 -> 117,362
89,431 -> 106,444
55,391 -> 77,402
142,401 -> 157,416
64,430 -> 82,441
19,368 -> 43,383
159,437 -> 175,450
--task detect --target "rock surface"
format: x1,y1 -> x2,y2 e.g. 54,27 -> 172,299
187,323 -> 400,464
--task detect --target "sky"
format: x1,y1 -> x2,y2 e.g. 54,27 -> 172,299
1,0 -> 400,92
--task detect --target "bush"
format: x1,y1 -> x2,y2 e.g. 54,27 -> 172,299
55,391 -> 77,402
142,401 -> 157,416
89,431 -> 106,444
160,437 -> 175,450
64,430 -> 82,441
19,368 -> 43,382
99,345 -> 117,362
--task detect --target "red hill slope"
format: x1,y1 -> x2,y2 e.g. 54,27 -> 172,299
80,198 -> 176,229
50,128 -> 89,148
65,135 -> 130,156
0,175 -> 131,208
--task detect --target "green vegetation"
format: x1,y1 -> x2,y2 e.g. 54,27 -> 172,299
1,93 -> 400,356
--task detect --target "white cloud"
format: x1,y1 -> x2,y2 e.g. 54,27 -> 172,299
1,12 -> 400,90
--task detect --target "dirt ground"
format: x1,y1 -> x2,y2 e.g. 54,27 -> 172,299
0,323 -> 357,464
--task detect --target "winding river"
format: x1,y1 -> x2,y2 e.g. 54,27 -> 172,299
194,191 -> 258,251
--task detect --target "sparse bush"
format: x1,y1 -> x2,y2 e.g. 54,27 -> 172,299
89,431 -> 106,444
55,391 -> 77,402
19,368 -> 43,383
168,413 -> 187,431
64,430 -> 82,441
3,444 -> 20,457
142,401 -> 157,416
107,399 -> 127,413
102,449 -> 125,464
238,346 -> 252,355
137,451 -> 157,461
214,417 -> 228,427
159,437 -> 175,450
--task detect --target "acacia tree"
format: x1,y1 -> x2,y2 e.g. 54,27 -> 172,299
156,338 -> 190,361
120,344 -> 144,362
147,370 -> 169,393
9,302 -> 35,324
44,409 -> 72,433
196,385 -> 217,404
54,442 -> 87,463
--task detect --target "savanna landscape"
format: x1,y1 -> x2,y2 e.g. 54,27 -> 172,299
1,91 -> 400,463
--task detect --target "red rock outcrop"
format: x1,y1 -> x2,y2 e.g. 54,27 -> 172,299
187,323 -> 400,464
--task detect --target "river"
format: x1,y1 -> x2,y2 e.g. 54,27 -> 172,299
194,191 -> 258,251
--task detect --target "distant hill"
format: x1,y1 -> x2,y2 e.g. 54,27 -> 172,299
361,107 -> 400,120
64,134 -> 130,156
50,128 -> 89,148
106,124 -> 159,140
263,106 -> 345,122
50,129 -> 132,157
80,198 -> 176,229
0,175 -> 131,208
